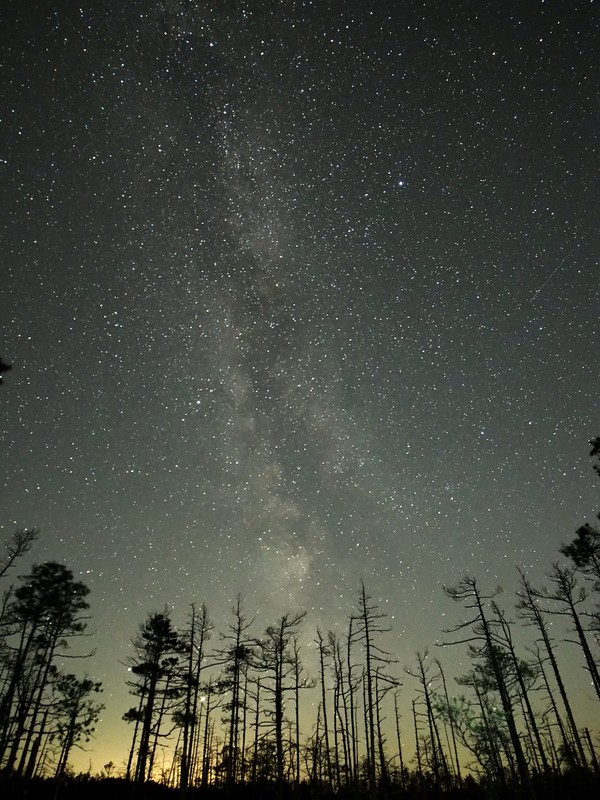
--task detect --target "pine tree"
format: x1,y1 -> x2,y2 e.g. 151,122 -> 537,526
0,562 -> 90,775
126,610 -> 185,787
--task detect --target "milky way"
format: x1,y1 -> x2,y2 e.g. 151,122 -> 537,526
2,1 -> 599,769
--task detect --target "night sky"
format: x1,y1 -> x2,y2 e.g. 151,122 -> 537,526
2,0 -> 599,772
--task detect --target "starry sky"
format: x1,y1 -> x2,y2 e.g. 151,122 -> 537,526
2,0 -> 599,773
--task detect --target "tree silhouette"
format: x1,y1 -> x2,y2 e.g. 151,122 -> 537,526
0,562 -> 91,776
352,580 -> 397,798
443,577 -> 531,790
125,610 -> 186,788
0,529 -> 38,582
213,595 -> 253,786
561,437 -> 600,590
516,568 -> 588,769
407,652 -> 451,793
0,358 -> 11,385
256,612 -> 305,798
534,565 -> 600,704
50,674 -> 104,785
4,440 -> 600,797
315,629 -> 334,789
177,603 -> 212,794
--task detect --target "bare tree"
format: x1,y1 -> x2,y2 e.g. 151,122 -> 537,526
346,615 -> 359,786
178,603 -> 212,795
314,629 -> 333,789
393,690 -> 406,789
352,581 -> 396,798
0,529 -> 38,582
534,565 -> 600,703
443,577 -> 531,790
434,658 -> 462,786
290,635 -> 312,791
406,652 -> 450,793
256,612 -> 306,797
516,568 -> 587,767
490,603 -> 550,775
213,595 -> 253,786
329,630 -> 352,788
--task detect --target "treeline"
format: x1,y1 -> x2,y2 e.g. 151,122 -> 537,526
1,440 -> 600,799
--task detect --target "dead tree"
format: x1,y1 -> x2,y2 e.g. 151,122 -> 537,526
534,565 -> 600,703
516,569 -> 587,767
352,581 -> 396,798
315,629 -> 334,789
443,577 -> 531,791
179,603 -> 212,795
434,658 -> 462,786
407,652 -> 451,793
257,611 -> 306,797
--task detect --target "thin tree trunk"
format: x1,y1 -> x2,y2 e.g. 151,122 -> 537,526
412,699 -> 422,781
316,630 -> 333,788
347,617 -> 358,786
518,573 -> 588,767
252,679 -> 260,784
435,659 -> 461,786
393,692 -> 405,789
